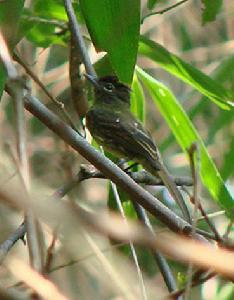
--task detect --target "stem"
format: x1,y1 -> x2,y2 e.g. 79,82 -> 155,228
142,0 -> 189,23
63,0 -> 96,77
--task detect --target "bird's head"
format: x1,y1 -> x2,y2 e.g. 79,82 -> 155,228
85,74 -> 131,105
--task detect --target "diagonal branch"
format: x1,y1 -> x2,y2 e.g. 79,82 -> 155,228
23,92 -> 196,235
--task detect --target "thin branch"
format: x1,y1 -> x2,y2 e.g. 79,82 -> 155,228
24,92 -> 195,235
110,182 -> 148,300
43,231 -> 58,274
172,259 -> 234,299
50,242 -> 126,273
83,232 -> 135,300
21,15 -> 67,30
24,93 -> 226,243
0,168 -> 82,260
169,271 -> 216,299
0,164 -> 207,261
141,0 -> 189,23
223,220 -> 234,241
0,31 -> 43,272
79,164 -> 193,186
0,223 -> 25,263
63,0 -> 96,77
197,210 -> 225,221
185,143 -> 200,299
13,52 -> 79,133
132,203 -> 179,295
182,187 -> 223,243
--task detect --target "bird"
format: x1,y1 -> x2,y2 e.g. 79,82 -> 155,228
85,74 -> 191,222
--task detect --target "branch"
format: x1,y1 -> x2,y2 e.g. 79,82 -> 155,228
79,164 -> 193,186
142,0 -> 189,23
0,31 -> 43,272
133,203 -> 179,294
63,0 -> 96,77
110,182 -> 148,300
24,92 -> 194,235
169,271 -> 216,299
0,163 -> 201,262
0,223 -> 25,263
13,52 -> 79,132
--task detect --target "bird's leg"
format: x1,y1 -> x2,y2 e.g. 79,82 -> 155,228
116,159 -> 139,174
124,162 -> 139,173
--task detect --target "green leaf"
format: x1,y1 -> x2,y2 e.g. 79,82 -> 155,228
0,0 -> 25,48
33,0 -> 68,21
80,0 -> 141,84
221,137 -> 234,181
147,0 -> 160,10
201,0 -> 223,24
136,66 -> 234,214
32,0 -> 83,23
18,1 -> 82,48
26,22 -> 65,47
0,0 -> 25,99
138,36 -> 234,110
94,54 -> 114,78
161,55 -> 234,152
131,73 -> 145,122
0,67 -> 7,100
208,111 -> 233,143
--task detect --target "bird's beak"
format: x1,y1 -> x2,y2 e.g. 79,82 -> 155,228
84,74 -> 100,89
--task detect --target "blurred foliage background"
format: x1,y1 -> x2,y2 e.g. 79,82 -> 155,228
0,0 -> 233,299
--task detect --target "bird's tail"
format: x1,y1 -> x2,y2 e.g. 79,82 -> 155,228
156,163 -> 191,223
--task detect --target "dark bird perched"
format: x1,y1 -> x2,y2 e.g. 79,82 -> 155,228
85,74 -> 191,222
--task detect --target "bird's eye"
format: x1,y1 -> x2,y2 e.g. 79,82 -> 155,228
103,83 -> 114,92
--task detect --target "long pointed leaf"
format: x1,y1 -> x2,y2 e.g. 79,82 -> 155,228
139,36 -> 233,110
131,73 -> 145,122
136,66 -> 234,214
80,0 -> 140,84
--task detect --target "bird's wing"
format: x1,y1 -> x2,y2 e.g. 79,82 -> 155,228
87,107 -> 161,165
117,112 -> 161,164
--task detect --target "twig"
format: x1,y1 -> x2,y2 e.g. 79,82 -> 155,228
110,182 -> 148,300
184,143 -> 200,299
0,164 -> 209,261
0,223 -> 25,263
25,93 -> 228,243
13,52 -> 79,133
63,0 -> 96,77
0,168 -> 84,260
50,242 -> 126,273
177,219 -> 233,293
132,203 -> 179,295
141,0 -> 189,23
83,232 -> 136,300
2,172 -> 234,280
24,92 -> 196,235
182,187 -> 223,243
44,231 -> 58,274
21,15 -> 67,30
79,164 -> 193,186
169,271 -> 216,299
0,31 -> 43,272
223,220 -> 234,241
197,210 -> 225,221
